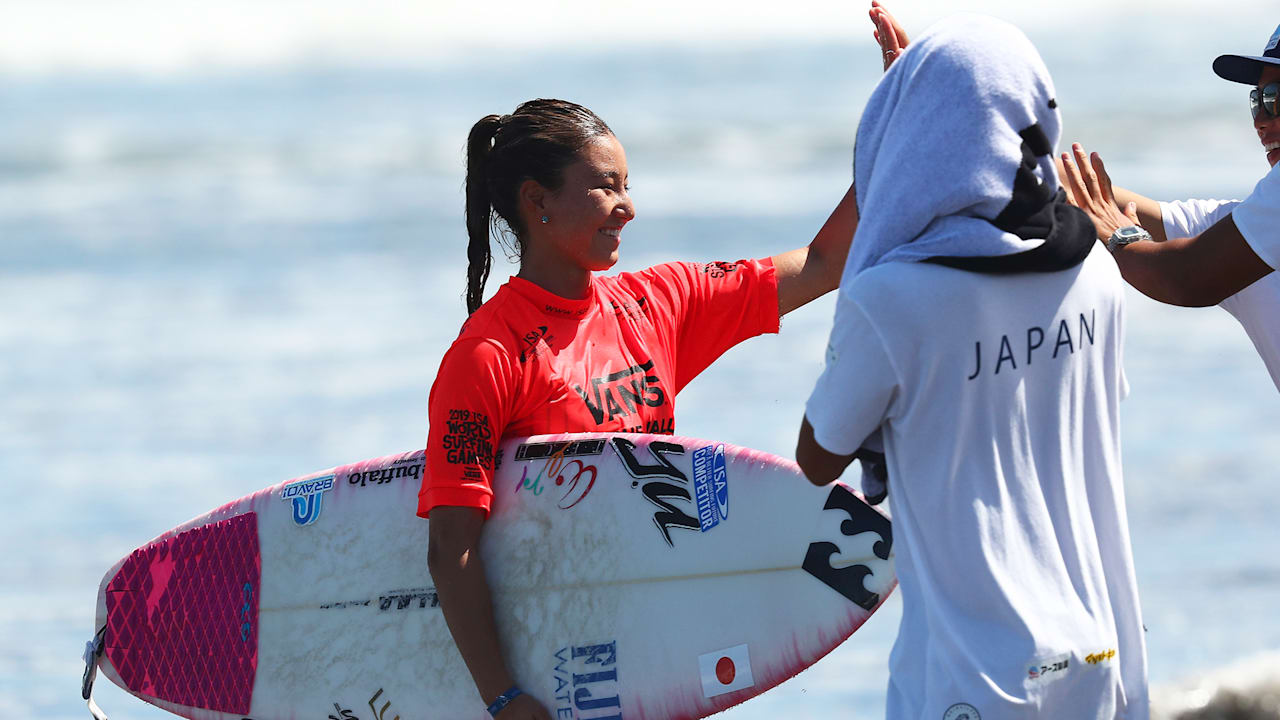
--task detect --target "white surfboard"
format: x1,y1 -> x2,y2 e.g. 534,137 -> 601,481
85,432 -> 895,719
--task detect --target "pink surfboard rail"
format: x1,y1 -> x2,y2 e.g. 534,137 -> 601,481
88,433 -> 896,720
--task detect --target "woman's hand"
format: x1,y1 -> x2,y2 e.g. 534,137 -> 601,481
870,1 -> 909,71
1056,142 -> 1141,241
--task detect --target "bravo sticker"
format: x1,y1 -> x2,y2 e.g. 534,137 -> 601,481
691,444 -> 728,530
280,474 -> 335,527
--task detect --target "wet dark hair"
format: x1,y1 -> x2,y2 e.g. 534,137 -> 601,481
464,98 -> 614,314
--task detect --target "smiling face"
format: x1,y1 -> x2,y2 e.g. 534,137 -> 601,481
1256,65 -> 1280,166
545,134 -> 635,271
518,134 -> 635,296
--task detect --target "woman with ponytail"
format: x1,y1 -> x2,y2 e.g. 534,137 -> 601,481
422,98 -> 857,719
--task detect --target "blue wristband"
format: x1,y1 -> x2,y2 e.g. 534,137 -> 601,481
486,686 -> 523,717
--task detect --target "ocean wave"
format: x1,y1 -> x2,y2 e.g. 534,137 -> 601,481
1,0 -> 1273,76
1154,651 -> 1280,719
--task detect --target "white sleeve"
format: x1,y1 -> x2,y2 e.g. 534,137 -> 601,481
803,295 -> 899,456
1159,198 -> 1240,240
1230,165 -> 1280,270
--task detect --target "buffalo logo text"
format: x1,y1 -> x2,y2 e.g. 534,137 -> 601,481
347,457 -> 421,488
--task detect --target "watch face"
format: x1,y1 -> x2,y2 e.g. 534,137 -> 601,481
1112,225 -> 1150,246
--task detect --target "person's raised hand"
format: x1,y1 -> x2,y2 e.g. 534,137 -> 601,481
870,1 -> 909,72
1057,142 -> 1141,241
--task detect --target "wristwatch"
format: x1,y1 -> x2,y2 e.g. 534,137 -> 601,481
1107,225 -> 1151,252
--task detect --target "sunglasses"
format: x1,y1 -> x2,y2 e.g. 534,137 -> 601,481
1251,82 -> 1280,119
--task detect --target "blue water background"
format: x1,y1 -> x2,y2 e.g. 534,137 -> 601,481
3,18 -> 1279,719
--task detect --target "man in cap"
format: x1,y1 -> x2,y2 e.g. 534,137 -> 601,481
1060,25 -> 1280,391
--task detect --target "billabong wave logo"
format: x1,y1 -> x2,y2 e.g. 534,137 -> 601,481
281,474 -> 335,526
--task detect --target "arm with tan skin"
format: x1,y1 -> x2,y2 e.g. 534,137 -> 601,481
772,183 -> 858,316
869,0 -> 909,71
428,507 -> 552,720
1108,186 -> 1168,242
1057,143 -> 1273,307
796,416 -> 855,486
790,2 -> 904,484
772,2 -> 913,317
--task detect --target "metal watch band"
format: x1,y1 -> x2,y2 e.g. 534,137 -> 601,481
1107,225 -> 1151,252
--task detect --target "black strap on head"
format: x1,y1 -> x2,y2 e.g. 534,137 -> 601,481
926,123 -> 1095,275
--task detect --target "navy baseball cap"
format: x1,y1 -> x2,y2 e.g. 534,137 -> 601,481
1214,24 -> 1280,85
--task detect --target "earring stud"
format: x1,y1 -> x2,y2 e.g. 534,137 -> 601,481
540,215 -> 549,224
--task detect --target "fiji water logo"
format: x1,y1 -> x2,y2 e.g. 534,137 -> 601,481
551,640 -> 621,719
280,474 -> 335,526
691,444 -> 728,531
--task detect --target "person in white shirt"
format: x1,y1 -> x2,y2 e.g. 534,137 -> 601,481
1058,26 -> 1280,391
796,11 -> 1149,720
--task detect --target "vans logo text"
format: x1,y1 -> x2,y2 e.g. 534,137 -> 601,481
573,360 -> 666,425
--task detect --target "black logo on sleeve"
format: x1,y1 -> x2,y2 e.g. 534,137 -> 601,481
702,261 -> 742,278
441,409 -> 494,468
573,360 -> 667,425
609,296 -> 648,321
802,484 -> 893,611
518,325 -> 553,363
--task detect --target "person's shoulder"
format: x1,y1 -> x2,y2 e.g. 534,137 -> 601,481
452,285 -> 527,351
606,261 -> 695,286
600,261 -> 698,301
609,259 -> 761,285
1077,243 -> 1125,290
843,259 -> 944,296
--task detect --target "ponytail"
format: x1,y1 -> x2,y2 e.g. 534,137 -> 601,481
459,100 -> 613,314
464,115 -> 502,315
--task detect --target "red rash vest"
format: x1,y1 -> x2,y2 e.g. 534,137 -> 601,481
418,258 -> 779,517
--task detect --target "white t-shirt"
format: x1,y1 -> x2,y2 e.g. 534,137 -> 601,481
805,245 -> 1147,720
1160,196 -> 1280,391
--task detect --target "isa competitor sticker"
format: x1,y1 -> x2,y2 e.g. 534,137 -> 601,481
691,444 -> 728,531
280,474 -> 335,526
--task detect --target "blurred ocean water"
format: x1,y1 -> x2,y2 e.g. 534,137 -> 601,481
3,9 -> 1280,719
